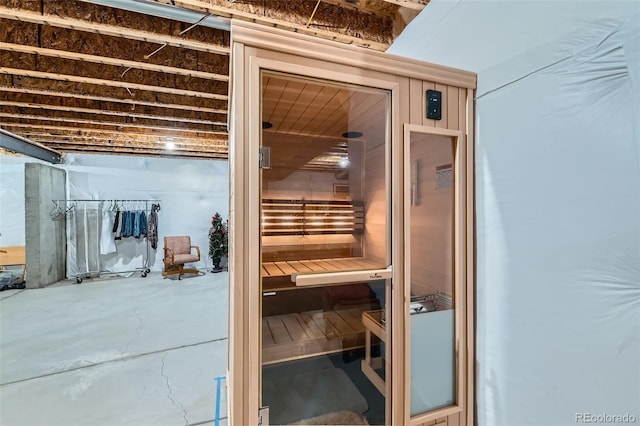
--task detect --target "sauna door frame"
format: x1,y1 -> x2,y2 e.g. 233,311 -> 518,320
403,124 -> 468,425
246,55 -> 405,425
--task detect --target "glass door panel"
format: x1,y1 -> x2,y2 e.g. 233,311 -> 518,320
260,70 -> 391,425
408,131 -> 457,416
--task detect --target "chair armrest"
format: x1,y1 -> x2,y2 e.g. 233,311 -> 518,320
191,245 -> 201,260
164,247 -> 175,263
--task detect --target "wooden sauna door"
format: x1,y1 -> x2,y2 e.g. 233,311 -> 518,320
258,70 -> 393,426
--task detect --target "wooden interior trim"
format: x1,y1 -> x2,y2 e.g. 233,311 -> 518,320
0,106 -> 225,126
247,45 -> 261,424
228,40 -> 247,426
0,86 -> 227,115
0,122 -> 227,136
232,20 -> 476,89
465,88 -> 476,426
0,42 -> 229,82
0,67 -> 228,101
0,6 -> 229,56
165,0 -> 389,50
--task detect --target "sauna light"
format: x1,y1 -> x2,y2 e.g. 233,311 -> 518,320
342,131 -> 363,138
339,157 -> 350,168
165,141 -> 176,150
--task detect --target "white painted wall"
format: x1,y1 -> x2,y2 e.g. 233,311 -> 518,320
64,154 -> 228,275
0,152 -> 228,277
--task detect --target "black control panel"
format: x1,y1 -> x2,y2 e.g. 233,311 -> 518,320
426,89 -> 442,120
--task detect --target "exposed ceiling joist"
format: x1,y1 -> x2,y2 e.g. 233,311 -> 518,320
39,138 -> 225,152
0,113 -> 225,131
0,87 -> 227,115
17,132 -> 228,146
381,0 -> 427,11
0,122 -> 227,136
0,5 -> 229,56
1,0 -> 418,159
45,143 -> 227,159
0,42 -> 229,82
149,0 -> 390,50
0,103 -> 226,126
0,67 -> 228,100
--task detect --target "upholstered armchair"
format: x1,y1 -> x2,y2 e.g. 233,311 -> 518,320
162,236 -> 201,279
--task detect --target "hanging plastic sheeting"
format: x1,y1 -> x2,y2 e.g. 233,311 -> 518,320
389,1 -> 640,425
67,203 -> 101,280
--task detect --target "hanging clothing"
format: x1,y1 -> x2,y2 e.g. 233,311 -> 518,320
99,207 -> 117,255
140,211 -> 148,237
133,211 -> 141,238
148,204 -> 159,249
114,210 -> 123,240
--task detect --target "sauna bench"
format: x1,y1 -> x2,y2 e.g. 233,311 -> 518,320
262,307 -> 369,365
262,258 -> 380,278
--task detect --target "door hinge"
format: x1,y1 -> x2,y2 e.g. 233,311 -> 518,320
259,147 -> 271,169
258,406 -> 269,425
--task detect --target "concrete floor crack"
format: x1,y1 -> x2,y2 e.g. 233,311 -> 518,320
160,352 -> 189,426
123,308 -> 143,354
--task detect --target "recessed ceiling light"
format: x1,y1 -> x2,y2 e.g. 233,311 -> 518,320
262,121 -> 273,129
342,131 -> 363,138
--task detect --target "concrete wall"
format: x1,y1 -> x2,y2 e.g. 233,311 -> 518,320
25,163 -> 66,288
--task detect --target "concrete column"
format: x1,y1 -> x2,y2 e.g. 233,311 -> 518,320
25,163 -> 66,288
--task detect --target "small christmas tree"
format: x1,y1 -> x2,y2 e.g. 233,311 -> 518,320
209,212 -> 228,272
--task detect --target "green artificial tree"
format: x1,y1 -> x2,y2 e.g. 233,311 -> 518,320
208,212 -> 228,272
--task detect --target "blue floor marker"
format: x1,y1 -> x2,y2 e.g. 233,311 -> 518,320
214,375 -> 226,426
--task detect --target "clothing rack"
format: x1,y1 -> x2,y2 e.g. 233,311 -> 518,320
53,199 -> 161,283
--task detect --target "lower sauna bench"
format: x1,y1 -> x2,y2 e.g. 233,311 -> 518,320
262,307 -> 369,365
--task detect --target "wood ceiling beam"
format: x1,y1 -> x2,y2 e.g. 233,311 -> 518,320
18,132 -> 226,145
0,86 -> 227,115
0,103 -> 226,126
0,122 -> 228,136
45,144 -> 227,159
152,0 -> 389,50
32,138 -> 225,152
0,67 -> 228,101
0,6 -> 229,56
380,0 -> 427,10
0,42 -> 229,82
317,0 -> 397,18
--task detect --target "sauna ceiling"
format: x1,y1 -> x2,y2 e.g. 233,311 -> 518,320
0,0 -> 426,159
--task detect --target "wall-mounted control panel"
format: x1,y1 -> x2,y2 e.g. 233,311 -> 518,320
426,89 -> 442,120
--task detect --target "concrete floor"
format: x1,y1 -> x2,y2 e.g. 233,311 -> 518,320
0,271 -> 228,426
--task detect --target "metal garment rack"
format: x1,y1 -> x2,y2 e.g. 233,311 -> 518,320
52,199 -> 161,283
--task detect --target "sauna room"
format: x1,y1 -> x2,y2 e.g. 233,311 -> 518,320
229,20 -> 475,426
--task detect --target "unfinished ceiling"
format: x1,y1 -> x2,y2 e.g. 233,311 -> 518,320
0,0 -> 426,159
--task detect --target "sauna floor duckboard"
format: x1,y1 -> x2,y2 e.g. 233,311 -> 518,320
262,308 -> 368,365
261,258 -> 380,278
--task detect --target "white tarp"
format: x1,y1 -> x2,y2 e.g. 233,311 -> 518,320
0,154 -> 49,246
389,1 -> 640,425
